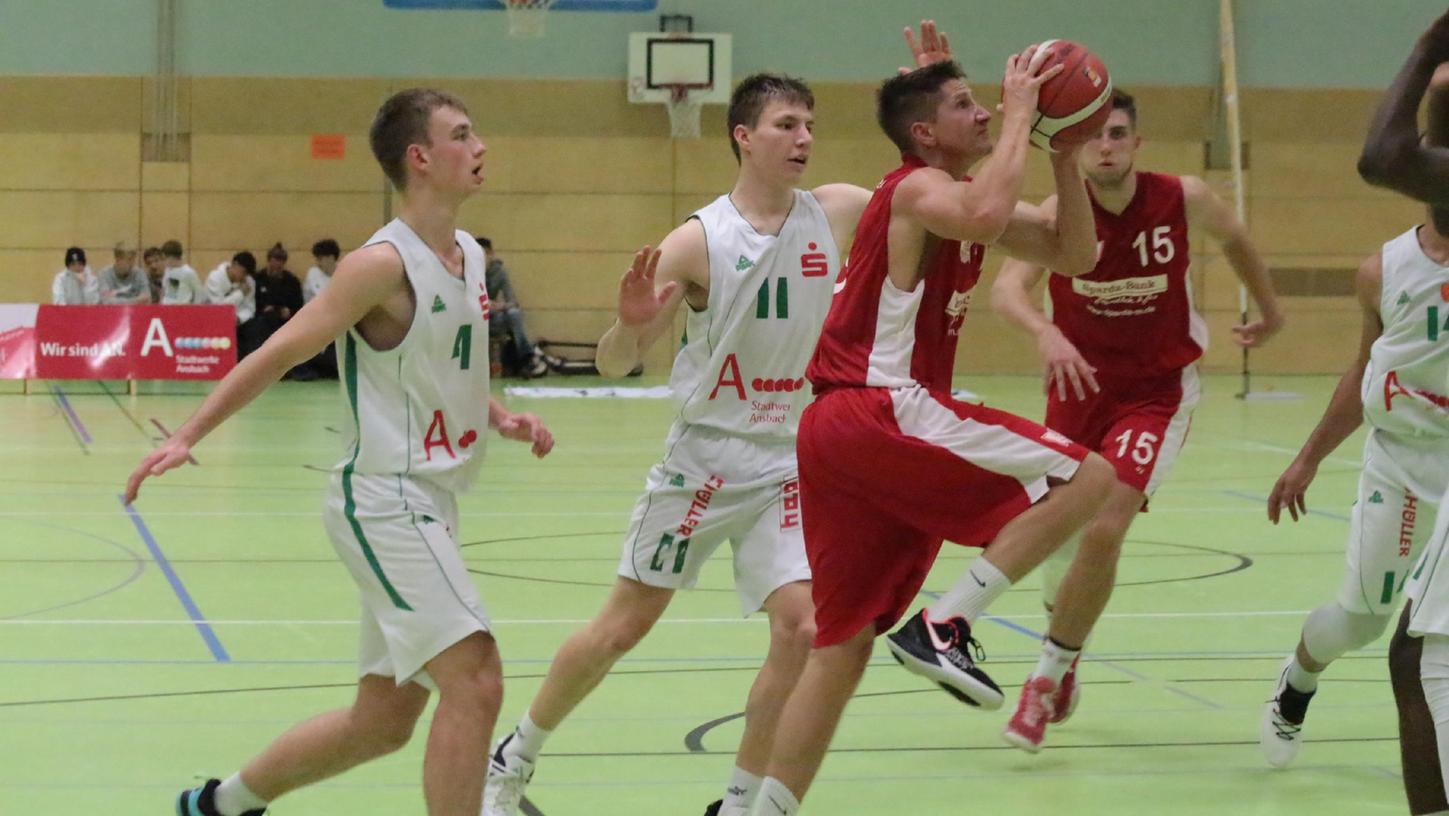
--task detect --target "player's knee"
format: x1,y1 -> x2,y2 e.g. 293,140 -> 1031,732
770,612 -> 817,655
599,610 -> 657,654
360,711 -> 419,755
436,666 -> 504,714
1074,453 -> 1116,498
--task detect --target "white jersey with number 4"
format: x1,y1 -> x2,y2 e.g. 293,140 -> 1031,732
668,190 -> 839,440
1363,226 -> 1449,439
335,219 -> 492,495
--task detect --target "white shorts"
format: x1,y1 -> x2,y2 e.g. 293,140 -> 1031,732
1409,479 -> 1449,638
323,472 -> 491,689
1339,429 -> 1449,616
618,425 -> 810,615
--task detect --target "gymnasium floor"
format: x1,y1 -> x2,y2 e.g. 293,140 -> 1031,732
0,373 -> 1407,815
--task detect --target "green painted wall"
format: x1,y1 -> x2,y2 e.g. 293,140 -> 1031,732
0,0 -> 1442,87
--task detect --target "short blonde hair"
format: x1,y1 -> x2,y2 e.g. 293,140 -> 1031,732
113,242 -> 137,260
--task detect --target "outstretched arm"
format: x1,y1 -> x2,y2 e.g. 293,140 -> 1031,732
1359,10 -> 1449,203
1181,175 -> 1285,347
594,221 -> 705,378
124,244 -> 405,503
1266,254 -> 1381,524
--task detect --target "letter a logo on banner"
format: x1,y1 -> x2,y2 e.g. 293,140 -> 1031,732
140,317 -> 173,357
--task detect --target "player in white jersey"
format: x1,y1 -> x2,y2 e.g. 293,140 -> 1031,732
1258,212 -> 1449,769
1359,44 -> 1449,812
483,26 -> 952,816
124,88 -> 554,816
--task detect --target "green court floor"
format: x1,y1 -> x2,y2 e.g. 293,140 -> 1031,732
0,374 -> 1408,815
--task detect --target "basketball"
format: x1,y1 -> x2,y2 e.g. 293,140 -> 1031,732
1029,39 -> 1113,151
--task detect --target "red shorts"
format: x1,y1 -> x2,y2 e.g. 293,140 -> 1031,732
799,386 -> 1088,648
1044,366 -> 1200,496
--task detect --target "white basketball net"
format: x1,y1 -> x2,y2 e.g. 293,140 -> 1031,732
665,85 -> 703,139
506,0 -> 556,38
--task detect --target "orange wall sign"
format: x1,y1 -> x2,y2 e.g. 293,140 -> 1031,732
310,134 -> 346,160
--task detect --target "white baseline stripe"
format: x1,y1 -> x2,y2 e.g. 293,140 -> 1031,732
0,610 -> 1314,626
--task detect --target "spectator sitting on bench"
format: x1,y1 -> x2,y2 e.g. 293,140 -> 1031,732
476,235 -> 547,377
207,251 -> 258,357
52,247 -> 100,305
160,239 -> 208,304
98,243 -> 150,304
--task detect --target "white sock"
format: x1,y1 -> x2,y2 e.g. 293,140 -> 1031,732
749,777 -> 800,816
503,712 -> 552,761
723,766 -> 762,809
1285,655 -> 1321,693
927,557 -> 1010,624
213,774 -> 268,816
1031,637 -> 1080,685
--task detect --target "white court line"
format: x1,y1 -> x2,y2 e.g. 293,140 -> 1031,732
1191,436 -> 1361,468
0,511 -> 626,517
0,507 -> 1267,518
0,610 -> 1314,625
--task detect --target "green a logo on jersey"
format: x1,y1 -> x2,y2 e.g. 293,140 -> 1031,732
736,255 -> 755,272
1398,291 -> 1412,306
669,473 -> 685,488
432,295 -> 447,313
1369,490 -> 1385,504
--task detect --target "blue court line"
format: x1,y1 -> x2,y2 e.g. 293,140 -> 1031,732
1221,489 -> 1351,522
49,384 -> 92,445
926,592 -> 1223,709
118,495 -> 230,663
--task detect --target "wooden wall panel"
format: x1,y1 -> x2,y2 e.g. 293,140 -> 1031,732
0,77 -> 141,132
142,161 -> 189,192
1250,195 -> 1422,256
0,251 -> 68,303
190,77 -> 391,135
0,134 -> 140,190
140,192 -> 190,248
0,192 -> 139,248
503,251 -> 635,311
483,138 -> 675,194
191,134 -> 382,192
189,192 -> 381,253
460,193 -> 673,253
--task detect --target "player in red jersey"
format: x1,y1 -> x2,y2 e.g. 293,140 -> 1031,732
741,54 -> 1117,816
992,88 -> 1283,750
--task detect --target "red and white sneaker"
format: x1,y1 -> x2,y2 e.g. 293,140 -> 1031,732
1049,663 -> 1081,724
1003,675 -> 1057,753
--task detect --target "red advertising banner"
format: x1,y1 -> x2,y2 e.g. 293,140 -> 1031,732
0,304 -> 38,378
0,304 -> 236,380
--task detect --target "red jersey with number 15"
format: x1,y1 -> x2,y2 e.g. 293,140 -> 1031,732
807,155 -> 986,394
1047,171 -> 1206,378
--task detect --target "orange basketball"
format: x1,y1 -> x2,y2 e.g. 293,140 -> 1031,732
1029,39 -> 1113,152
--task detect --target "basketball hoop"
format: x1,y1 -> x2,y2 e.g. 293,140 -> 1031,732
664,83 -> 703,139
505,0 -> 556,38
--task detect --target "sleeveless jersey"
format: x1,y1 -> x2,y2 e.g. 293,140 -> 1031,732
807,155 -> 986,393
669,190 -> 839,438
1362,226 -> 1449,438
336,219 -> 492,494
1047,172 -> 1206,377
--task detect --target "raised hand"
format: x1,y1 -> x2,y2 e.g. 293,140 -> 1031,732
123,438 -> 194,504
1267,458 -> 1317,524
1037,325 -> 1099,401
901,19 -> 953,73
617,245 -> 677,328
496,411 -> 554,458
1000,43 -> 1063,114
